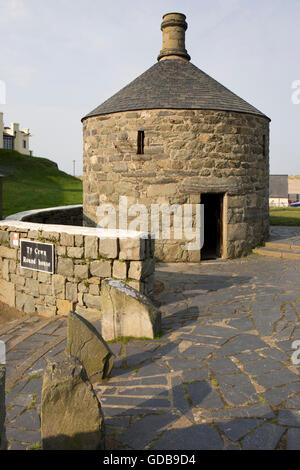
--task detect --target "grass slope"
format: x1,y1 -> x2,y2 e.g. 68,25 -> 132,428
0,149 -> 82,218
270,207 -> 300,226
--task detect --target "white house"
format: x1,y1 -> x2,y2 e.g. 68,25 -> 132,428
0,112 -> 32,155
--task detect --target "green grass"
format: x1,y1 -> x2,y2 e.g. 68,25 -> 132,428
0,149 -> 82,218
27,442 -> 42,451
270,207 -> 300,226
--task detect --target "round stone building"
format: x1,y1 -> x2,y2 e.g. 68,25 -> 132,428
82,12 -> 270,262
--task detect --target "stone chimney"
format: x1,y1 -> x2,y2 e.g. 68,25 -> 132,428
157,12 -> 191,62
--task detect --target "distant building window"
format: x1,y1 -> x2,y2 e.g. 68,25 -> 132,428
3,135 -> 14,150
263,135 -> 266,157
23,140 -> 26,149
137,131 -> 144,155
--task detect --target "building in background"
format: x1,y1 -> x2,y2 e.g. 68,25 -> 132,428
288,176 -> 300,203
269,175 -> 289,207
0,112 -> 32,156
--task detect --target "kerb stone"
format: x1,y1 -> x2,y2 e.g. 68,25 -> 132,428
66,311 -> 114,382
41,356 -> 105,450
100,279 -> 161,340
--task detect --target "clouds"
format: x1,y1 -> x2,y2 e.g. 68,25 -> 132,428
0,0 -> 28,23
2,64 -> 38,89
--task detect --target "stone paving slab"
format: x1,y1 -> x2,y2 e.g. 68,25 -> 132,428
2,249 -> 300,449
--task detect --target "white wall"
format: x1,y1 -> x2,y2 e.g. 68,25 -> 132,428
269,198 -> 289,208
0,116 -> 31,155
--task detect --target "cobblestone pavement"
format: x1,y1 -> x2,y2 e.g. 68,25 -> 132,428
2,250 -> 300,450
270,226 -> 300,245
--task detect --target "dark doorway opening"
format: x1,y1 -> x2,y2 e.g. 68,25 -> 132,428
201,193 -> 224,260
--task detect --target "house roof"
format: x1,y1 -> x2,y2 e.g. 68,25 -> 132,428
269,175 -> 289,198
82,59 -> 270,121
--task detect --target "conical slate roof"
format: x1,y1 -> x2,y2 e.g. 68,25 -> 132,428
82,59 -> 269,121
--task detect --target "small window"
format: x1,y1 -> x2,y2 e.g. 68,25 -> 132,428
263,135 -> 266,157
23,140 -> 26,149
3,135 -> 13,150
137,130 -> 144,155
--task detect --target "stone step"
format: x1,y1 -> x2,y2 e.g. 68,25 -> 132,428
254,246 -> 300,259
266,241 -> 300,251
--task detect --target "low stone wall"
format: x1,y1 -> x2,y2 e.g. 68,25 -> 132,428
0,220 -> 154,319
5,204 -> 83,226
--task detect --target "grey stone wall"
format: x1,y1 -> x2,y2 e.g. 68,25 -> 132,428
0,221 -> 154,318
82,109 -> 270,261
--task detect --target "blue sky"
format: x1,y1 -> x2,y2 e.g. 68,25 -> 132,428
0,0 -> 299,175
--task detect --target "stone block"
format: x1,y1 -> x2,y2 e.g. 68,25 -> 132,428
1,259 -> 9,281
56,246 -> 66,256
147,183 -> 177,197
24,295 -> 36,314
19,267 -> 33,278
10,274 -> 25,286
78,282 -> 89,293
75,305 -> 101,322
128,261 -> 142,280
28,230 -> 39,239
52,274 -> 66,299
38,305 -> 57,317
67,247 -> 84,259
41,356 -> 105,450
90,260 -> 112,278
0,246 -> 17,260
75,235 -> 84,247
60,233 -> 74,246
66,311 -> 114,382
25,278 -> 39,296
113,260 -> 127,279
127,280 -> 144,293
16,292 -> 26,310
57,299 -> 73,316
87,277 -> 101,285
74,264 -> 89,279
8,260 -> 16,274
100,279 -> 161,341
0,230 -> 9,244
83,294 -> 101,310
57,258 -> 74,277
39,284 -> 52,296
45,295 -> 56,306
99,237 -> 118,259
85,236 -> 98,259
119,237 -> 145,260
66,282 -> 78,302
38,272 -> 51,283
42,231 -> 60,242
227,223 -> 248,241
89,284 -> 100,296
0,279 -> 15,307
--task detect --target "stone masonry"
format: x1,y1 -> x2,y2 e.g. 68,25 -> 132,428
82,13 -> 270,262
0,220 -> 155,319
83,110 -> 269,262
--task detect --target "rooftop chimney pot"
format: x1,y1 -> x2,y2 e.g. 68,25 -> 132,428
158,12 -> 191,62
